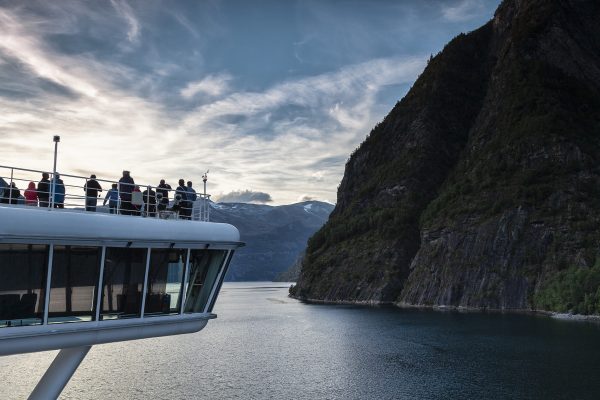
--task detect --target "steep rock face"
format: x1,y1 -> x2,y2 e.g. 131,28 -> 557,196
293,0 -> 600,309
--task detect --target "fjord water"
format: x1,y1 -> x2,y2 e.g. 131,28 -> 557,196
2,283 -> 600,399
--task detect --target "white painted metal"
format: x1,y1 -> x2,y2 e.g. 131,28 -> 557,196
95,247 -> 106,321
29,345 -> 91,400
140,248 -> 151,318
0,205 -> 240,245
43,244 -> 54,325
181,248 -> 191,314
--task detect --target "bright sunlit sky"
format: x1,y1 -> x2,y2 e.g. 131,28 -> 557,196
0,0 -> 500,205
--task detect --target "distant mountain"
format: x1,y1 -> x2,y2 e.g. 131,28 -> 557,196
292,0 -> 600,314
209,201 -> 334,281
273,252 -> 303,282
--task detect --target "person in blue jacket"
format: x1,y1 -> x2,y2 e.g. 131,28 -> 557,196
52,173 -> 65,208
103,183 -> 119,214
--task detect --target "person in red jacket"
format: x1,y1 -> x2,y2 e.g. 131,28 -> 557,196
24,181 -> 37,206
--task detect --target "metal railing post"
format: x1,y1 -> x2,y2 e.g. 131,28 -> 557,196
116,184 -> 120,214
8,168 -> 13,203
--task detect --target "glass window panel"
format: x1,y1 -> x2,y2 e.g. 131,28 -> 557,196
144,249 -> 187,316
101,248 -> 147,320
48,246 -> 101,324
0,244 -> 48,328
184,250 -> 227,313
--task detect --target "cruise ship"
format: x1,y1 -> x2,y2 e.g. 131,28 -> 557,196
0,165 -> 243,399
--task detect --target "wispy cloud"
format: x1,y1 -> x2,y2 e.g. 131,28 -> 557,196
181,73 -> 232,99
442,0 -> 486,22
110,0 -> 140,43
0,1 -> 498,205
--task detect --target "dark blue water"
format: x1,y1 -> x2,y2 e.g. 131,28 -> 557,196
2,282 -> 600,399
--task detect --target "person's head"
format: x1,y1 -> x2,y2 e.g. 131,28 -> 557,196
122,170 -> 129,177
42,172 -> 49,179
160,179 -> 165,185
178,179 -> 185,186
28,181 -> 35,189
90,174 -> 96,179
55,173 -> 60,179
112,183 -> 117,189
187,181 -> 192,187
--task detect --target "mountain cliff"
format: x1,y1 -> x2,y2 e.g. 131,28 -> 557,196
292,0 -> 600,313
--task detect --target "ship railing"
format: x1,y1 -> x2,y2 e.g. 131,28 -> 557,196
0,165 -> 211,222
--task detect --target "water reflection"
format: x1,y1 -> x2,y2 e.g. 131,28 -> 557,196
1,282 -> 600,399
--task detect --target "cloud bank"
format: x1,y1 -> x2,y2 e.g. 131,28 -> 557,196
216,190 -> 273,204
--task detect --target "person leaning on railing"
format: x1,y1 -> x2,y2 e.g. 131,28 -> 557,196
7,182 -> 20,205
103,183 -> 119,214
24,182 -> 38,206
37,172 -> 50,207
51,173 -> 65,209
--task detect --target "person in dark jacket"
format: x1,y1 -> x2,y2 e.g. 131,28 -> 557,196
176,179 -> 190,220
84,174 -> 103,212
142,186 -> 157,217
7,182 -> 20,204
0,177 -> 8,204
156,179 -> 171,212
37,172 -> 51,207
118,170 -> 135,215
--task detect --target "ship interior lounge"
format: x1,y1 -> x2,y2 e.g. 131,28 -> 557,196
0,244 -> 229,328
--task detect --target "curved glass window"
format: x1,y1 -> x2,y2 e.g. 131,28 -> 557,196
101,247 -> 147,320
144,249 -> 187,316
0,244 -> 48,328
48,246 -> 101,324
184,250 -> 227,313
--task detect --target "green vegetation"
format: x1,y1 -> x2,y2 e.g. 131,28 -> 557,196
535,261 -> 600,314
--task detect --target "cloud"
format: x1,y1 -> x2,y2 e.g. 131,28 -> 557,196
441,0 -> 486,22
298,195 -> 315,202
216,190 -> 273,204
110,0 -> 140,43
180,73 -> 232,99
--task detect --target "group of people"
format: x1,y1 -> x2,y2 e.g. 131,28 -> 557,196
0,170 -> 199,219
0,172 -> 65,207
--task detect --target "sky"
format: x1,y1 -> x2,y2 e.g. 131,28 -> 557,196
0,0 -> 500,205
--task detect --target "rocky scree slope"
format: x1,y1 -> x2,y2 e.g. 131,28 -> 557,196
292,0 -> 600,313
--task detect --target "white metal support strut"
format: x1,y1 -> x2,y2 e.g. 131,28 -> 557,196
28,345 -> 92,400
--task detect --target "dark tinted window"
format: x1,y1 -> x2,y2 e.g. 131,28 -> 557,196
184,250 -> 227,313
144,249 -> 187,316
0,244 -> 48,328
101,247 -> 147,320
48,246 -> 101,324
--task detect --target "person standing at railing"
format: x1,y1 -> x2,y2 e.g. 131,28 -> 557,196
83,174 -> 103,212
7,182 -> 20,205
0,176 -> 8,204
187,181 -> 197,220
37,172 -> 51,207
103,183 -> 119,214
24,182 -> 38,206
118,170 -> 135,215
176,179 -> 190,220
142,186 -> 157,217
52,173 -> 65,208
156,179 -> 171,212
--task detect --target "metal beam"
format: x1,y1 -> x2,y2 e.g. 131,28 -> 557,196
29,345 -> 91,400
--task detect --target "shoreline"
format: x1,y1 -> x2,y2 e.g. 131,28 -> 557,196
289,294 -> 600,322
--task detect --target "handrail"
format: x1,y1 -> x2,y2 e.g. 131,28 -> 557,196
0,165 -> 211,222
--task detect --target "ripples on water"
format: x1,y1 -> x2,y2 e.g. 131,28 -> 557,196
2,282 -> 600,399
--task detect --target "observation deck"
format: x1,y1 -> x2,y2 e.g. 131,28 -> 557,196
0,165 -> 243,399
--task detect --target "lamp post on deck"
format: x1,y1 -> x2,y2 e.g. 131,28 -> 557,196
50,135 -> 60,209
202,170 -> 209,221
